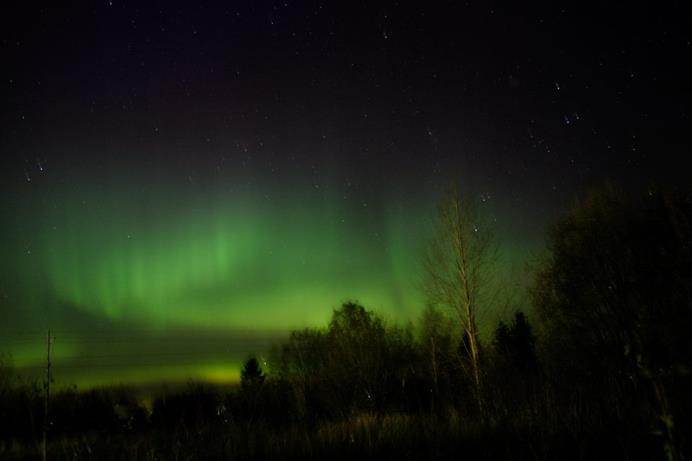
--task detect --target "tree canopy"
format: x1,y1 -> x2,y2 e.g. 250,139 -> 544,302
532,186 -> 692,378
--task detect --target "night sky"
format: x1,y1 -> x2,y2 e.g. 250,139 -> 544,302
2,2 -> 690,387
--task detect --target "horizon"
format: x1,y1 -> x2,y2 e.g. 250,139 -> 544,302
2,1 -> 689,389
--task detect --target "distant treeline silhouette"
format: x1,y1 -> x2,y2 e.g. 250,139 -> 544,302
1,185 -> 690,460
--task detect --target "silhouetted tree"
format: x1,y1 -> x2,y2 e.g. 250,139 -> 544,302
493,311 -> 536,371
241,357 -> 265,391
272,301 -> 421,418
271,328 -> 330,422
422,184 -> 496,410
493,321 -> 511,356
380,324 -> 421,412
327,301 -> 387,413
531,185 -> 692,459
239,357 -> 266,427
419,305 -> 457,410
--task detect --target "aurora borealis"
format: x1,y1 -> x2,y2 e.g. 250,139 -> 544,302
2,2 -> 690,388
1,160 -> 537,387
32,179 -> 425,328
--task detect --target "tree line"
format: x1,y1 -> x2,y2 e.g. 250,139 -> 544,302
0,183 -> 690,460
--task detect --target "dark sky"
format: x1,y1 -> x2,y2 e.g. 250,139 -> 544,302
1,1 -> 691,387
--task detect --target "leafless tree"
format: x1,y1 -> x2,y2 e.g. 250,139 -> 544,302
422,184 -> 496,408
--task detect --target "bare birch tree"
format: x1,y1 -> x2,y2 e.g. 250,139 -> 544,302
422,185 -> 496,405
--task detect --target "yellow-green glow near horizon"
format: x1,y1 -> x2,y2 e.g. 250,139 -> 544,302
1,176 -> 536,388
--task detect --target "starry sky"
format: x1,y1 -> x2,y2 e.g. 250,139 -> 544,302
1,2 -> 691,388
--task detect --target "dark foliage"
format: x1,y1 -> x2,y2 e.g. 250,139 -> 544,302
533,187 -> 692,377
531,185 -> 692,459
493,311 -> 536,372
271,301 -> 423,421
241,357 -> 266,390
1,185 -> 691,460
150,383 -> 220,431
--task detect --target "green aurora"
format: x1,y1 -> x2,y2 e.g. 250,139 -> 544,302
1,173 -> 538,388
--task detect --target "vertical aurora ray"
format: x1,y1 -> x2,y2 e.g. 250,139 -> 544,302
29,175 -> 433,329
1,166 -> 538,388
